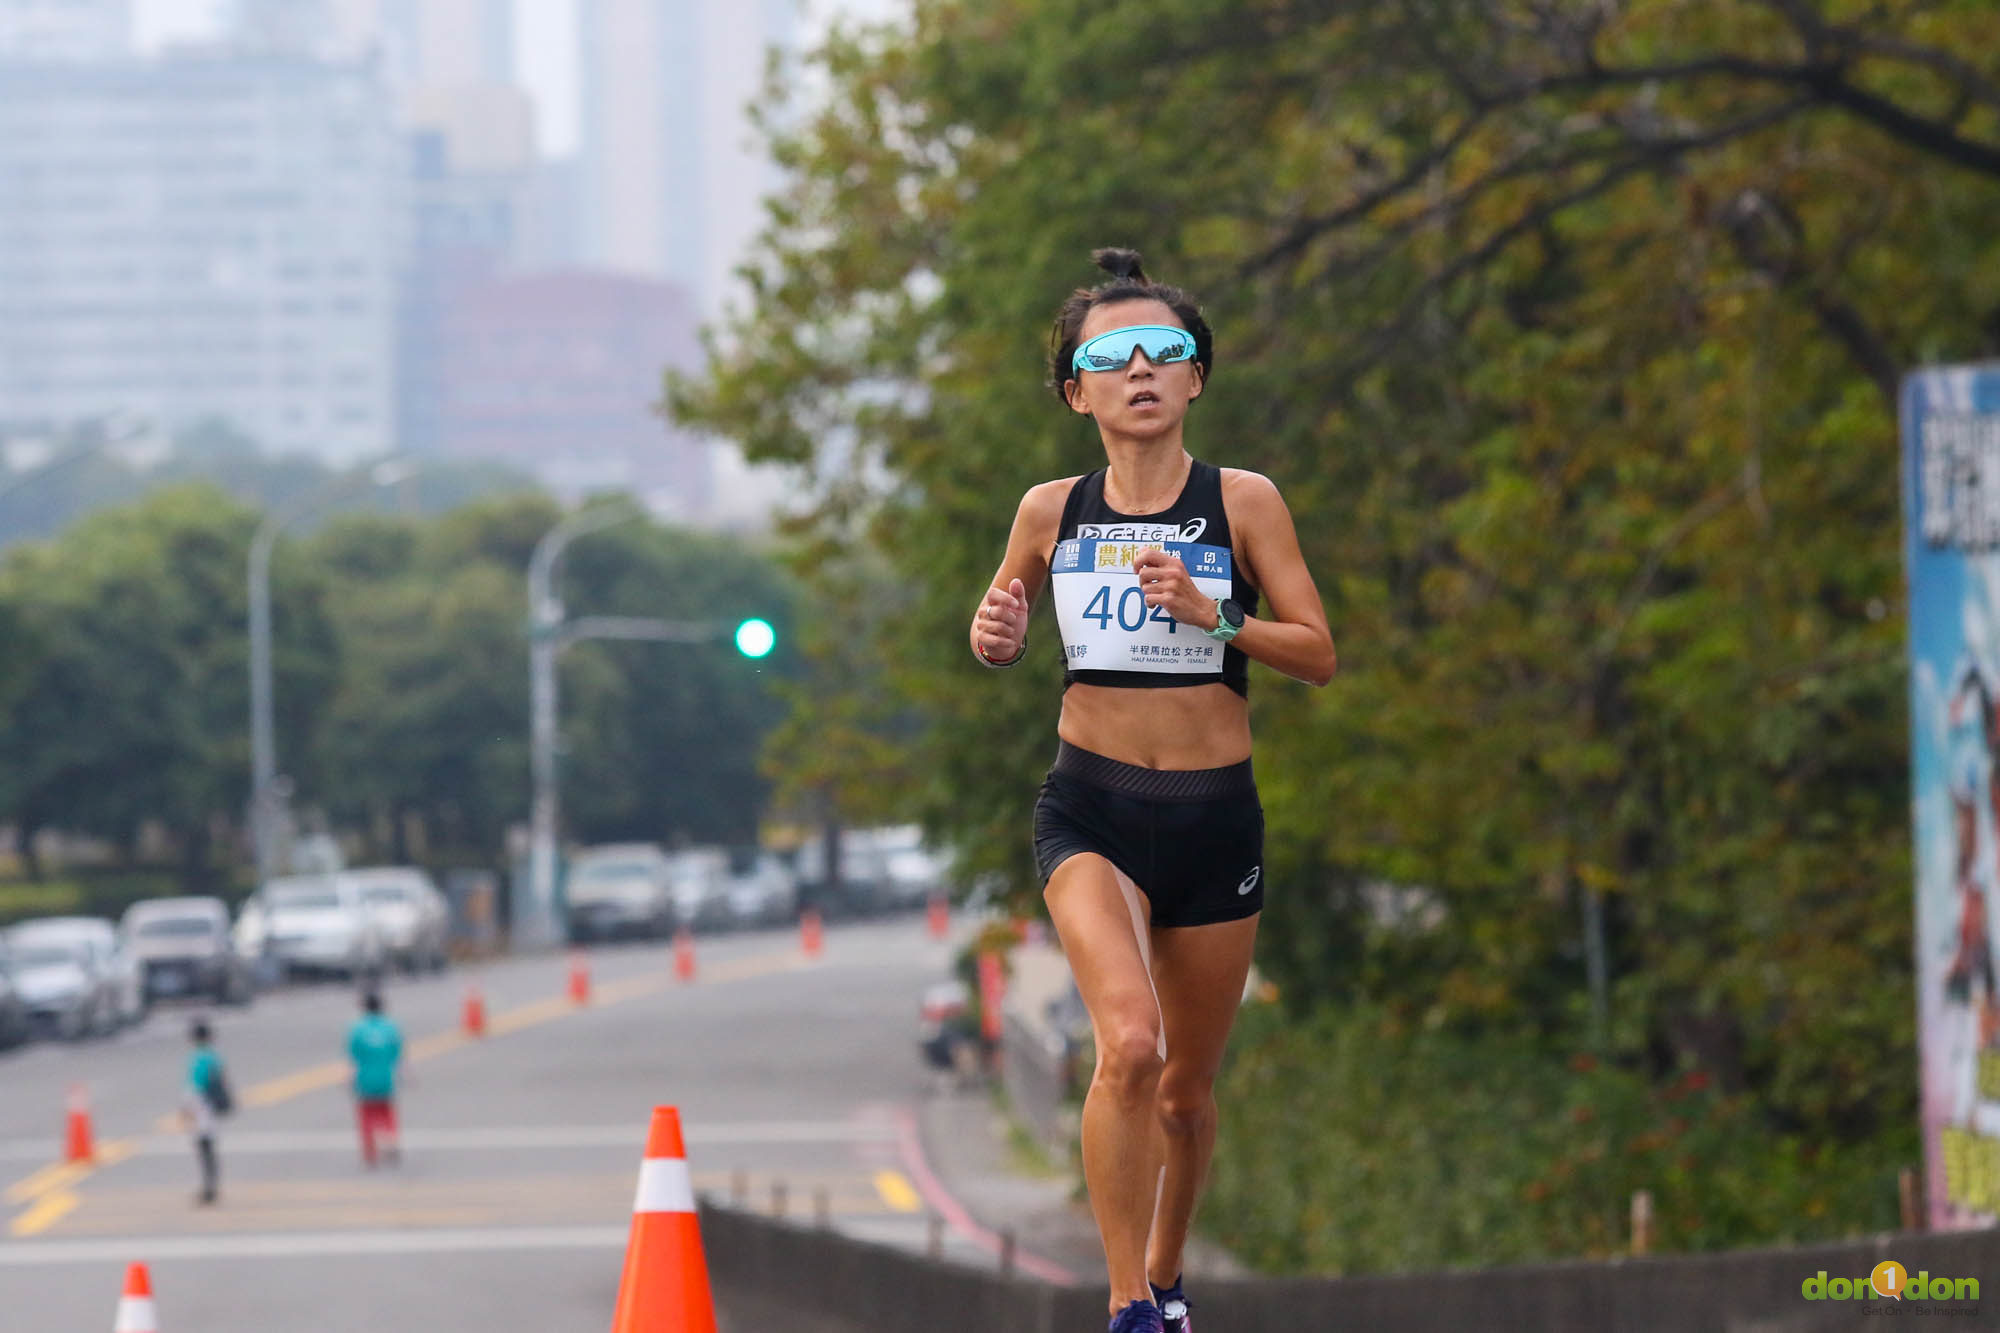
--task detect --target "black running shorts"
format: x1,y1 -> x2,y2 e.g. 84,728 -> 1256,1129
1032,741 -> 1264,929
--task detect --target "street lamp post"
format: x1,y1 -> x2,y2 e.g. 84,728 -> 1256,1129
522,506 -> 776,949
525,506 -> 643,949
248,458 -> 418,884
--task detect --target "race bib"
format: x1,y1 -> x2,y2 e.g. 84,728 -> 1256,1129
1052,538 -> 1233,674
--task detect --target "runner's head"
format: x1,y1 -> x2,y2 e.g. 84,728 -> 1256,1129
1049,249 -> 1212,430
362,991 -> 383,1015
189,1018 -> 211,1045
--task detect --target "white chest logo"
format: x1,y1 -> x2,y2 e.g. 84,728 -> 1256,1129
1237,866 -> 1261,896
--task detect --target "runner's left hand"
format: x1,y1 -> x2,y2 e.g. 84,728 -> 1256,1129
1134,548 -> 1217,630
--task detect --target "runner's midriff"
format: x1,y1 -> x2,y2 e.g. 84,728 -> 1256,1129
1057,681 -> 1252,771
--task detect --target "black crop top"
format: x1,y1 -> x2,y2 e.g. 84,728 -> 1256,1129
1049,459 -> 1259,698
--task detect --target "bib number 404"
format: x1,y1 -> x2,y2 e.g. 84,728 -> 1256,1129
1082,584 -> 1179,633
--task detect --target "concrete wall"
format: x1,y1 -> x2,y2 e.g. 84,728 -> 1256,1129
701,1200 -> 2000,1333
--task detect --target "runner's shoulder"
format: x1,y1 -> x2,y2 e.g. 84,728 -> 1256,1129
1218,467 -> 1282,501
1016,475 -> 1084,531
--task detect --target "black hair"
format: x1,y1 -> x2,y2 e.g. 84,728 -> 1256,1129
363,991 -> 382,1015
1047,248 -> 1213,407
190,1018 -> 211,1044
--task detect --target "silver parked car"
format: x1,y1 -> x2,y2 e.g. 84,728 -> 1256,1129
120,898 -> 251,1005
255,875 -> 388,980
348,868 -> 450,973
565,844 -> 675,942
723,848 -> 800,928
666,848 -> 732,932
0,936 -> 33,1049
3,919 -> 124,1039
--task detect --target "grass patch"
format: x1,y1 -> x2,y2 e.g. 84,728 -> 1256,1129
0,880 -> 86,923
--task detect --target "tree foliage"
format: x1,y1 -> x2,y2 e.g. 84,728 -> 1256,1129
673,0 -> 2000,1261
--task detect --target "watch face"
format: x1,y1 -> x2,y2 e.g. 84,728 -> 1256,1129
1221,598 -> 1245,629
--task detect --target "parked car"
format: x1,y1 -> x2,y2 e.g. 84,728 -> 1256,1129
0,937 -> 33,1049
723,848 -> 800,928
3,919 -> 123,1038
348,868 -> 450,972
19,916 -> 146,1026
120,898 -> 250,1006
666,847 -> 732,932
793,832 -> 891,917
255,874 -> 387,980
565,844 -> 675,942
873,825 -> 951,912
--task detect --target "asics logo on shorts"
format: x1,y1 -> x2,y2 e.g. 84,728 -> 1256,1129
1237,866 -> 1261,896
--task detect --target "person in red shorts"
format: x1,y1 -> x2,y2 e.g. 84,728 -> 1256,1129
347,990 -> 404,1167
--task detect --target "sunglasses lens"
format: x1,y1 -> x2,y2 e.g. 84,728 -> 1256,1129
1076,327 -> 1191,372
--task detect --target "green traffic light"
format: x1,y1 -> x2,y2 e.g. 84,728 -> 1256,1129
734,617 -> 776,659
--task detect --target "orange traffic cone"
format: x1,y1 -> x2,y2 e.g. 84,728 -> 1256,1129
113,1262 -> 157,1333
799,908 -> 823,960
568,951 -> 591,1005
612,1106 -> 717,1333
673,928 -> 696,983
65,1084 -> 94,1164
927,892 -> 949,940
463,984 -> 487,1037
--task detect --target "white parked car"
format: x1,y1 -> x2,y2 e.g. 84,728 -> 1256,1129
41,916 -> 147,1025
566,844 -> 675,942
3,918 -> 127,1038
121,898 -> 251,1006
666,847 -> 731,932
723,849 -> 800,928
348,868 -> 450,973
873,825 -> 952,912
255,875 -> 387,980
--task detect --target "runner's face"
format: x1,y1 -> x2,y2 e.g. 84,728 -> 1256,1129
1065,299 -> 1202,435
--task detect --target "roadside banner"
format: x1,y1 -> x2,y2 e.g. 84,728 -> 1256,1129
1902,362 -> 2000,1229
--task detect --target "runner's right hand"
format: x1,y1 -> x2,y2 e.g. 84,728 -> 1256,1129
974,578 -> 1028,663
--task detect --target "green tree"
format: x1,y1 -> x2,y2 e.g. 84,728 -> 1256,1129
0,486 -> 338,886
673,0 -> 2000,1262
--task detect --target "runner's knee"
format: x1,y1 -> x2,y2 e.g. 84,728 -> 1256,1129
1155,1081 -> 1216,1140
1096,1015 -> 1164,1093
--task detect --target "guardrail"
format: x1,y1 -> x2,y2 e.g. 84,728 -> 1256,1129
699,1198 -> 2000,1333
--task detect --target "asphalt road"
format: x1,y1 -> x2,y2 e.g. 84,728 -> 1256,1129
0,915 -> 967,1331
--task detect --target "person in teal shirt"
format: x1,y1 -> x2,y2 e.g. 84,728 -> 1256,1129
347,992 -> 404,1167
182,1019 -> 225,1204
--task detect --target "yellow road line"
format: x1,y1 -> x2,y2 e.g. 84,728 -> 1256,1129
9,1188 -> 79,1237
873,1169 -> 922,1213
241,1061 -> 349,1109
4,946 -> 816,1235
3,1140 -> 134,1207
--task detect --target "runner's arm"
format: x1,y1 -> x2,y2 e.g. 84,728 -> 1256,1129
970,480 -> 1070,667
1221,470 -> 1336,687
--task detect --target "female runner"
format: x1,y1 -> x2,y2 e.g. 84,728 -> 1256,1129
970,248 -> 1336,1333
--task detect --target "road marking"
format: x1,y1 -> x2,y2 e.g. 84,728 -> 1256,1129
3,1140 -> 134,1205
2,945 -> 818,1233
0,1224 -> 631,1264
241,1060 -> 350,1109
872,1169 -> 922,1213
7,1188 -> 78,1236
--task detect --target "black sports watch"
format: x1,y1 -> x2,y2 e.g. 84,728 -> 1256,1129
1204,597 -> 1245,642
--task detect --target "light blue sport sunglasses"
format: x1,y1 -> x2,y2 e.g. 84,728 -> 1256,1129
1071,324 -> 1197,374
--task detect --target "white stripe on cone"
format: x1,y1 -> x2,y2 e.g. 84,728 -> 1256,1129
631,1158 -> 694,1214
114,1295 -> 157,1333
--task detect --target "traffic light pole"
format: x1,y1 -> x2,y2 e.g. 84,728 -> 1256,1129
523,506 -> 773,950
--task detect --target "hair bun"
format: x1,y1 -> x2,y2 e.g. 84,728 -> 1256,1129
1091,247 -> 1147,282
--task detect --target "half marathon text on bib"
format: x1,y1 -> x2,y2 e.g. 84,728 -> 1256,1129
1052,536 -> 1232,674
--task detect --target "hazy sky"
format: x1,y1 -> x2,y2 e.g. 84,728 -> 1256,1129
131,0 -> 906,157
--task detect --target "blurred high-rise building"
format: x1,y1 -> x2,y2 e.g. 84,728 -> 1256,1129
577,0 -> 797,317
0,51 -> 404,461
0,0 -> 129,60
